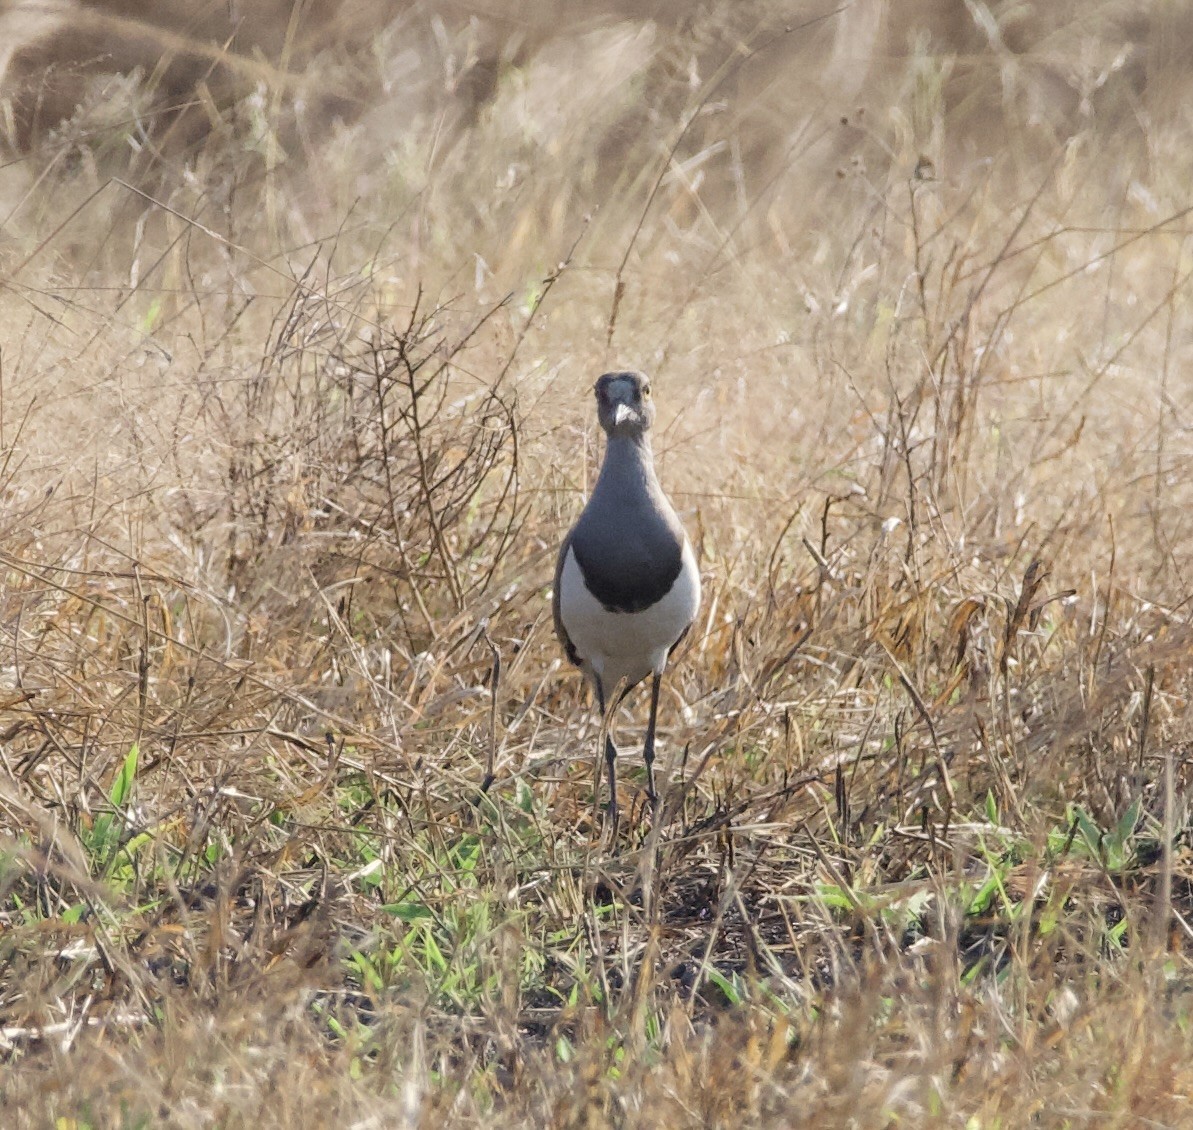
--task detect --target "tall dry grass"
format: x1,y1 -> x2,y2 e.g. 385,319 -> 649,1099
2,1 -> 1193,1125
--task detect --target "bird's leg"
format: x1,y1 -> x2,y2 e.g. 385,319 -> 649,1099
643,672 -> 663,812
596,680 -> 620,839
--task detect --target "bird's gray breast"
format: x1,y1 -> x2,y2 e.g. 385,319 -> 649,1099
568,495 -> 686,614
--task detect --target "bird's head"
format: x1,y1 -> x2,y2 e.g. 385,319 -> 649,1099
594,370 -> 655,438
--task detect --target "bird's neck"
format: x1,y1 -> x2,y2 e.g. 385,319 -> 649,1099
597,433 -> 658,493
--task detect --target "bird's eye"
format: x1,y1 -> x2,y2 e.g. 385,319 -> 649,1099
642,385 -> 652,399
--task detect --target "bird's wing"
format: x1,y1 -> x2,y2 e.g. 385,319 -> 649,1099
552,528 -> 581,667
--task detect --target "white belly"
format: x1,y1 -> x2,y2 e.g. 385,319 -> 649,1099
559,541 -> 701,694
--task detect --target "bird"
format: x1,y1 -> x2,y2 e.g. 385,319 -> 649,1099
553,370 -> 701,833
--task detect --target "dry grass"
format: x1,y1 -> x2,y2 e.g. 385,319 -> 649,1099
2,1 -> 1193,1126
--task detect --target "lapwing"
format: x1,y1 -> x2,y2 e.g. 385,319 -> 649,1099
553,370 -> 701,831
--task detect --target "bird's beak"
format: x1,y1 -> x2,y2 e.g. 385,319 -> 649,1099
613,402 -> 634,427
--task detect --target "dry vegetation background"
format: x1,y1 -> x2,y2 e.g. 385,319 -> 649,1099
2,0 -> 1193,1125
